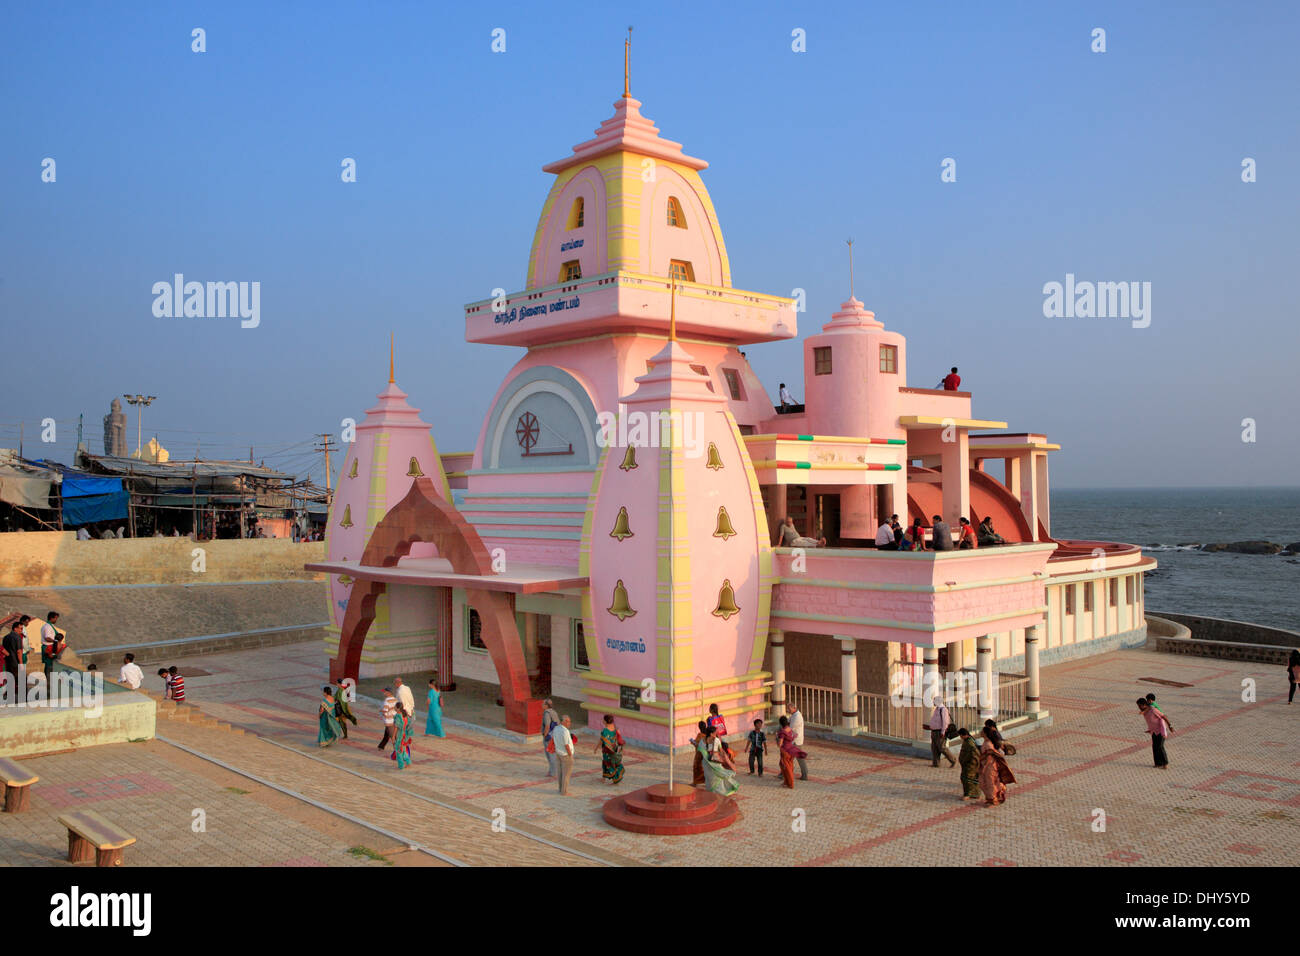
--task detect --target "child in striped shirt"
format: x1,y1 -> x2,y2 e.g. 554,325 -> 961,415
168,665 -> 186,702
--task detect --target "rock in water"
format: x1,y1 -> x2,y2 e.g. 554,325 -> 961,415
1201,540 -> 1283,555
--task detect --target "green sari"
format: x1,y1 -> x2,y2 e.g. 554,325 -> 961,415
391,709 -> 413,769
600,727 -> 625,783
318,694 -> 344,747
695,739 -> 739,796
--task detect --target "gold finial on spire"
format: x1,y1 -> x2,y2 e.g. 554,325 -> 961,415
669,275 -> 677,342
389,332 -> 395,383
624,26 -> 632,98
847,238 -> 855,299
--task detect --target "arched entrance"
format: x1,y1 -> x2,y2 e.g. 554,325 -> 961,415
328,477 -> 540,733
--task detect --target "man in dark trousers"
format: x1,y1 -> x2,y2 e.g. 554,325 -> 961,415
39,611 -> 64,685
2,616 -> 29,701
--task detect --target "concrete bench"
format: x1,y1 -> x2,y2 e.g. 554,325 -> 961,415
57,809 -> 136,867
0,757 -> 38,813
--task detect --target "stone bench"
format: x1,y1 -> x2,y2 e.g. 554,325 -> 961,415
57,809 -> 136,867
0,757 -> 38,813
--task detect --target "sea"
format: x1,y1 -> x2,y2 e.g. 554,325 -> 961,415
1051,487 -> 1300,632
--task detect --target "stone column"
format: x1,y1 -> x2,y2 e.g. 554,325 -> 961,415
769,628 -> 786,711
840,638 -> 858,731
976,635 -> 995,721
922,646 -> 940,708
1025,624 -> 1042,717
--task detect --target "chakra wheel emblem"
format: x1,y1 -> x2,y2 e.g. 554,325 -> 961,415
515,411 -> 540,453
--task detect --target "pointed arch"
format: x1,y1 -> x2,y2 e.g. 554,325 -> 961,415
328,477 -> 539,732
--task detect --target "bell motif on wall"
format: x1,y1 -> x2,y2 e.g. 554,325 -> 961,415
348,458 -> 358,479
339,504 -> 354,528
619,445 -> 638,471
406,457 -> 424,477
607,578 -> 637,621
609,506 -> 634,541
713,506 -> 737,541
711,578 -> 741,620
705,442 -> 724,471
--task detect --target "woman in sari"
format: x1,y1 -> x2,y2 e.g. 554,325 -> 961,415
318,686 -> 344,748
957,728 -> 981,800
390,703 -> 413,769
593,714 -> 625,784
692,720 -> 708,786
696,726 -> 739,797
775,715 -> 807,789
425,678 -> 445,737
978,730 -> 1016,805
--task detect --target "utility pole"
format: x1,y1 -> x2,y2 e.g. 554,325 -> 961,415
315,434 -> 337,492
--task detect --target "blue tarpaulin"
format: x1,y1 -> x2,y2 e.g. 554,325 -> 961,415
60,474 -> 124,498
61,490 -> 129,525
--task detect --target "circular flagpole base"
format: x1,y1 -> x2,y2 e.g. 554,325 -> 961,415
602,782 -> 739,835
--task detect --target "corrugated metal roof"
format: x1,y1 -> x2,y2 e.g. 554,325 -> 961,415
81,454 -> 291,480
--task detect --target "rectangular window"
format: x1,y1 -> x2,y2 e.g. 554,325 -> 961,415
1084,583 -> 1093,613
814,346 -> 833,375
571,620 -> 589,671
465,607 -> 486,653
1109,578 -> 1118,607
561,260 -> 582,282
1125,576 -> 1135,603
668,260 -> 694,283
722,368 -> 743,400
1063,585 -> 1074,615
879,344 -> 897,374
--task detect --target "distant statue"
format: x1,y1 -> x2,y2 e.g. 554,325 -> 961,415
103,398 -> 127,457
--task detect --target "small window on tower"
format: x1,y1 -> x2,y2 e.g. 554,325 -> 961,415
669,260 -> 694,283
666,197 -> 686,228
567,197 -> 584,230
814,346 -> 833,375
561,260 -> 582,282
722,368 -> 744,400
879,344 -> 897,374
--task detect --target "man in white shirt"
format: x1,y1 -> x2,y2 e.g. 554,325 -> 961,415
778,383 -> 797,412
926,696 -> 956,768
552,715 -> 576,795
875,519 -> 895,549
394,676 -> 415,717
785,702 -> 809,780
378,689 -> 397,750
118,653 -> 143,689
39,613 -> 63,684
76,527 -> 91,540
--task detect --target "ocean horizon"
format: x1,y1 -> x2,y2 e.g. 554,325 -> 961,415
1051,486 -> 1298,632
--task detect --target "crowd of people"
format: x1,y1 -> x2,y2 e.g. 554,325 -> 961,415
871,513 -> 1008,551
316,674 -> 446,770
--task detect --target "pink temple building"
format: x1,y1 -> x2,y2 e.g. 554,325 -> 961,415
308,81 -> 1154,747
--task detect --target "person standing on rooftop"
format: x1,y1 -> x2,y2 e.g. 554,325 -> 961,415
940,367 -> 961,390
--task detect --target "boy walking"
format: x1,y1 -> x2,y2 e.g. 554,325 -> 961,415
745,719 -> 768,775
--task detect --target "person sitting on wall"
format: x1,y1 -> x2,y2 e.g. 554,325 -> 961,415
957,517 -> 978,549
939,367 -> 961,390
978,516 -> 1006,547
891,514 -> 905,549
875,517 -> 897,550
931,515 -> 954,551
909,517 -> 928,551
778,382 -> 797,414
777,515 -> 825,548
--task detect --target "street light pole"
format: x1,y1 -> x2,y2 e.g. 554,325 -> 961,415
123,394 -> 157,457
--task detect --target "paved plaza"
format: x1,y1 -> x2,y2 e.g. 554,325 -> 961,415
4,640 -> 1297,867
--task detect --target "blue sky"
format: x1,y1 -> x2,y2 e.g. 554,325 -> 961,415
2,0 -> 1296,487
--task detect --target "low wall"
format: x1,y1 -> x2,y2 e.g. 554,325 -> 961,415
1150,611 -> 1300,648
1148,613 -> 1298,666
77,623 -> 328,669
0,531 -> 325,587
0,694 -> 156,758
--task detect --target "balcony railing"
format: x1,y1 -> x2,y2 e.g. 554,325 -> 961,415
781,671 -> 1030,742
